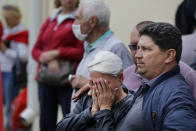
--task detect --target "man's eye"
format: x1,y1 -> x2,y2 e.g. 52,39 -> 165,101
142,47 -> 148,50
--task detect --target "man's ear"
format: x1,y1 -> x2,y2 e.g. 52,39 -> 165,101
89,16 -> 98,28
165,49 -> 176,64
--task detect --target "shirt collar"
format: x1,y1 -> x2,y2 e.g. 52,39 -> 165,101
84,30 -> 113,54
50,9 -> 76,22
146,65 -> 180,89
85,30 -> 112,53
4,23 -> 24,35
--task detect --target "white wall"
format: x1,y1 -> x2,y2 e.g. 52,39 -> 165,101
105,0 -> 183,45
0,0 -> 183,45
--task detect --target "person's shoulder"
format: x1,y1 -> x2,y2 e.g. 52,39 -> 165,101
106,38 -> 128,54
123,65 -> 136,78
182,31 -> 196,42
151,75 -> 193,107
105,33 -> 124,46
179,61 -> 196,77
124,65 -> 136,73
157,72 -> 190,96
179,61 -> 195,73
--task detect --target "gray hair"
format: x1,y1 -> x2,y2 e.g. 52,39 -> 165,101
88,51 -> 123,76
80,0 -> 110,29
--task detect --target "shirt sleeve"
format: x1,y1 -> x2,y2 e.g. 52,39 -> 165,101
94,109 -> 115,131
184,70 -> 196,99
56,99 -> 93,131
110,43 -> 133,70
32,18 -> 50,62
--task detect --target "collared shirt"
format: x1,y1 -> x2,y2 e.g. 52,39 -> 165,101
120,67 -> 179,131
51,9 -> 76,31
72,30 -> 132,112
123,64 -> 142,91
76,31 -> 132,79
142,65 -> 196,130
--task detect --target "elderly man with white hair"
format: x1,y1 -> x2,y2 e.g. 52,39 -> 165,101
70,0 -> 132,108
56,51 -> 134,131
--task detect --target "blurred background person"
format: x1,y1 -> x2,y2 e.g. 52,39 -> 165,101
175,0 -> 196,66
175,0 -> 196,35
0,20 -> 3,41
0,4 -> 28,131
191,56 -> 196,70
32,0 -> 84,131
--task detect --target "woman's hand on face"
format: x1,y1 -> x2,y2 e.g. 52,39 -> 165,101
91,84 -> 99,116
47,59 -> 60,73
94,78 -> 116,111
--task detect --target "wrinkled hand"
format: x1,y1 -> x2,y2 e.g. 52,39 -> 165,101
91,85 -> 99,116
70,75 -> 88,89
94,78 -> 118,110
47,59 -> 60,73
0,42 -> 7,52
39,50 -> 59,63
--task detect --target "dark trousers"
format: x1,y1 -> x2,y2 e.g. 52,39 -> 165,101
38,84 -> 72,131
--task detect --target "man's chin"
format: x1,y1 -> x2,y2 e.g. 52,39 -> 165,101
137,69 -> 145,75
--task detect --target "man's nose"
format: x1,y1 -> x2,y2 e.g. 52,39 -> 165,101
135,48 -> 142,58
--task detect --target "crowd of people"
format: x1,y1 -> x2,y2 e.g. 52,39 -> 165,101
0,0 -> 196,131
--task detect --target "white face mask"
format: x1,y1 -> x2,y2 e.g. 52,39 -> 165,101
72,24 -> 88,41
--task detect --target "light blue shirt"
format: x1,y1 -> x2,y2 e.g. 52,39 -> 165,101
76,31 -> 132,79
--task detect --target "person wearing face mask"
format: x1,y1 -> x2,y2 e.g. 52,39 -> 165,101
32,0 -> 84,131
70,0 -> 132,110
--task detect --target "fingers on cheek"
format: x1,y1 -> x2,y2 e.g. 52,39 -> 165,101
88,89 -> 92,96
89,80 -> 93,86
98,79 -> 104,92
99,78 -> 104,87
95,88 -> 99,96
92,86 -> 97,96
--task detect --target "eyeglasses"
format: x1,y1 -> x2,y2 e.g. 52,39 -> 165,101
128,43 -> 137,50
2,5 -> 14,10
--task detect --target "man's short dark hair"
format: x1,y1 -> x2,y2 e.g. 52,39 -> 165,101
139,22 -> 182,63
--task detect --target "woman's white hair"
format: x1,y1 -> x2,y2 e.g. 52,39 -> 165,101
80,0 -> 110,29
88,51 -> 123,76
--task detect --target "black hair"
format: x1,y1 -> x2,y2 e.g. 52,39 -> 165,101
140,22 -> 182,63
